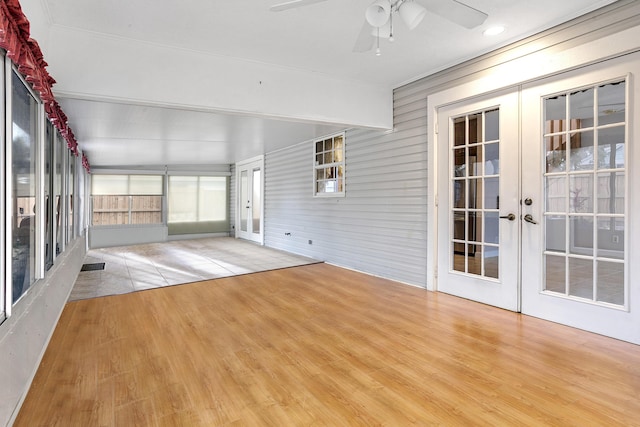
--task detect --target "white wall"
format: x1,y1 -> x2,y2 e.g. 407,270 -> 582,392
42,27 -> 392,131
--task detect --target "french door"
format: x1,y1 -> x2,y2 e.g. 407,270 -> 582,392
520,54 -> 640,344
437,53 -> 640,344
236,156 -> 264,244
437,90 -> 520,311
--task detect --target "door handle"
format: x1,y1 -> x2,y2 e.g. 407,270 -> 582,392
523,214 -> 538,224
500,213 -> 516,221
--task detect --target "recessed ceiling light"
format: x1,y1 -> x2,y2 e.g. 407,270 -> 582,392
484,26 -> 505,36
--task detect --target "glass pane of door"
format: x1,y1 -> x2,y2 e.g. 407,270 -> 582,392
252,168 -> 261,234
240,170 -> 248,232
542,80 -> 626,306
451,108 -> 500,279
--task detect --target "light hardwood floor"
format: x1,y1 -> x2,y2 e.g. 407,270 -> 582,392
16,263 -> 640,426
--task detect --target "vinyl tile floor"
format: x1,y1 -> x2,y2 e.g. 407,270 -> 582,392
69,237 -> 319,301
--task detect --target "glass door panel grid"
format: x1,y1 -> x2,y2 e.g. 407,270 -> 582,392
543,79 -> 627,307
451,108 -> 500,279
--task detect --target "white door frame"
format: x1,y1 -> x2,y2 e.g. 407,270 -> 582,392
235,155 -> 264,244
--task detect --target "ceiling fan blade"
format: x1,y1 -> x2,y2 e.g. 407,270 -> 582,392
421,0 -> 488,29
270,0 -> 328,12
353,20 -> 376,53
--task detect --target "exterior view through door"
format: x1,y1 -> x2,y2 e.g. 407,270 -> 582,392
435,53 -> 640,345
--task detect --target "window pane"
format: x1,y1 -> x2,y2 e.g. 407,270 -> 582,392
545,135 -> 567,173
92,195 -> 129,225
484,177 -> 499,210
569,87 -> 594,129
130,175 -> 163,195
485,109 -> 499,141
597,172 -> 624,214
453,117 -> 466,146
484,249 -> 499,279
597,217 -> 624,260
468,113 -> 482,144
597,261 -> 624,305
12,72 -> 38,304
569,130 -> 594,171
598,81 -> 626,126
568,258 -> 593,299
569,174 -> 593,213
484,212 -> 499,244
240,172 -> 248,231
68,154 -> 75,241
544,94 -> 567,126
131,196 -> 162,224
468,146 -> 482,177
546,216 -> 566,253
198,177 -> 227,222
92,175 -> 128,195
252,170 -> 261,234
570,217 -> 593,256
485,142 -> 499,175
168,176 -> 198,222
545,255 -> 566,293
546,176 -> 566,213
55,133 -> 64,255
597,126 -> 625,169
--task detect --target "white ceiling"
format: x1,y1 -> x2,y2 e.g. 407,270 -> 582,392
22,0 -> 619,167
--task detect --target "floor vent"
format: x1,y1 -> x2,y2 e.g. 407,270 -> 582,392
80,263 -> 105,272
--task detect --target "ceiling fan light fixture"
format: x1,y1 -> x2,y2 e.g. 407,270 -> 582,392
365,0 -> 391,28
399,1 -> 427,30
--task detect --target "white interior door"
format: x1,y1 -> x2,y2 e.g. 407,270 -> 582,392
236,156 -> 263,244
436,91 -> 520,311
521,53 -> 640,344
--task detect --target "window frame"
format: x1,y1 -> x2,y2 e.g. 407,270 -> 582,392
90,174 -> 164,227
313,132 -> 346,198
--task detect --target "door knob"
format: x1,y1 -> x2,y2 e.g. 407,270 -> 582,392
500,213 -> 516,221
523,214 -> 538,224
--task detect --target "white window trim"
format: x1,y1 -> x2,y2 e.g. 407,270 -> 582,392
313,132 -> 346,198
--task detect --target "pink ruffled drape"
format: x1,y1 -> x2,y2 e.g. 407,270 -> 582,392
0,0 -> 90,173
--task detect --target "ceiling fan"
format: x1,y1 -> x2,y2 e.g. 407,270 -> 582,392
270,0 -> 488,54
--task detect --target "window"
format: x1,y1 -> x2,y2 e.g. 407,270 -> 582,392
168,176 -> 227,222
91,175 -> 163,225
67,151 -> 75,241
11,71 -> 39,304
314,132 -> 345,197
167,176 -> 229,235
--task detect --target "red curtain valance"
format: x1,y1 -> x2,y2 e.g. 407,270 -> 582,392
0,0 -> 90,173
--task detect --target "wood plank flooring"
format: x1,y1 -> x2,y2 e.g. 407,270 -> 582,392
15,263 -> 640,426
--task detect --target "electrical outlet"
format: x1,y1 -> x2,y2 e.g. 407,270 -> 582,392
612,235 -> 619,244
308,240 -> 312,245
